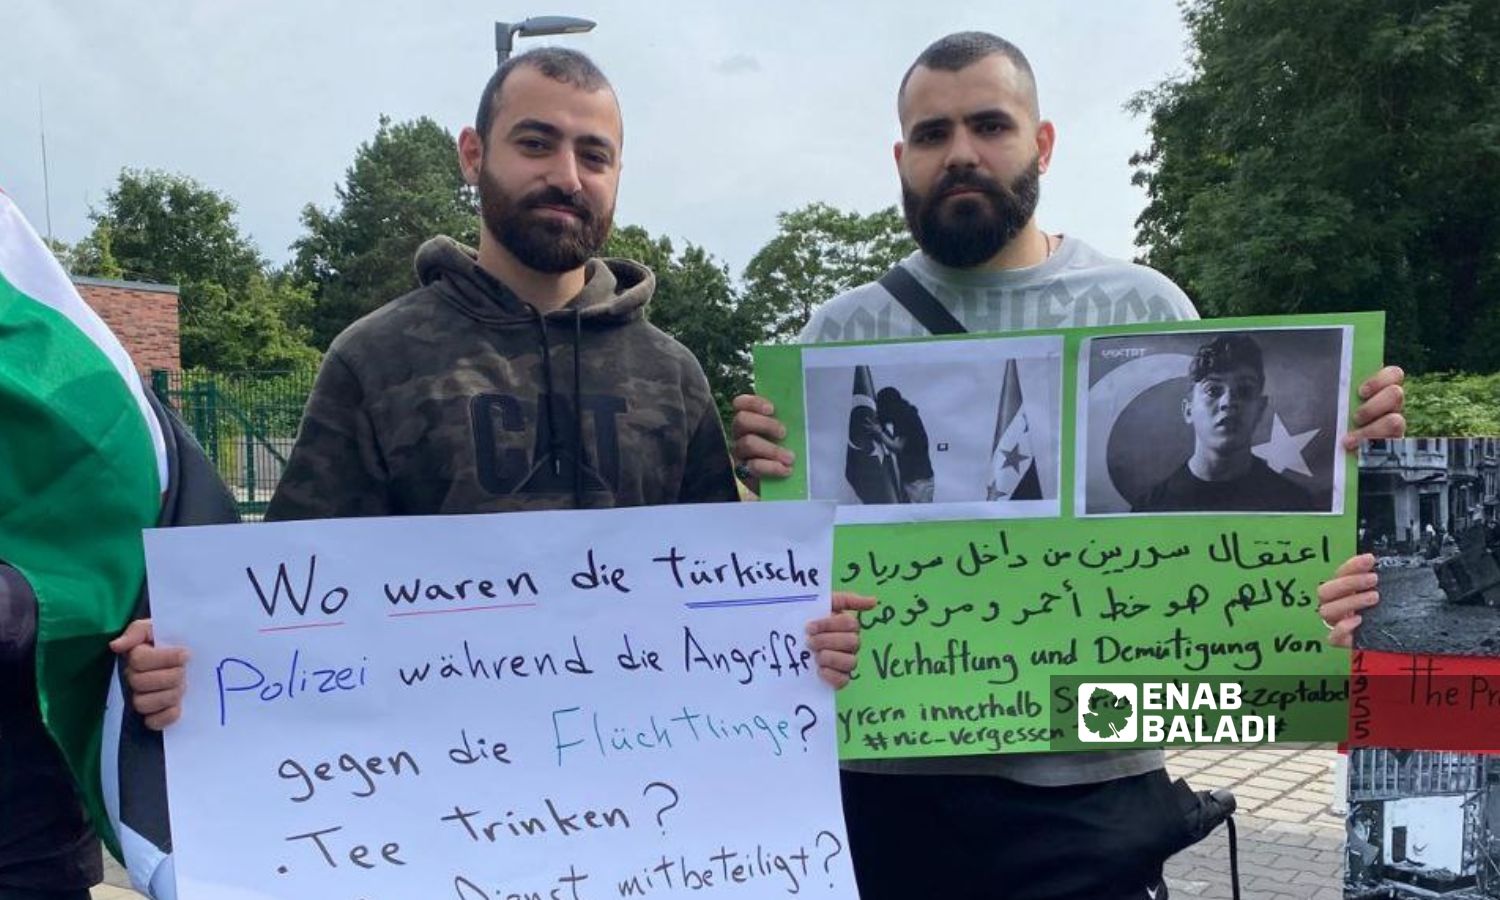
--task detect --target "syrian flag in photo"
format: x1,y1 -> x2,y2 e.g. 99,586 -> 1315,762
988,359 -> 1043,501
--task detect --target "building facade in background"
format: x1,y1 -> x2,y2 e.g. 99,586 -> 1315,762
1359,438 -> 1500,551
71,276 -> 180,372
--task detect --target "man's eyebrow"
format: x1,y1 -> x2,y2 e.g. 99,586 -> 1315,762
965,108 -> 1017,128
576,133 -> 618,155
508,118 -> 564,140
910,107 -> 1018,136
508,119 -> 617,156
909,114 -> 953,134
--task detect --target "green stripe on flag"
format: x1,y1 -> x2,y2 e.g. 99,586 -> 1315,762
0,266 -> 161,857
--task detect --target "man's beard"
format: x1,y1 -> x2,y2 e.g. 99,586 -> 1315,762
478,165 -> 613,274
901,157 -> 1041,269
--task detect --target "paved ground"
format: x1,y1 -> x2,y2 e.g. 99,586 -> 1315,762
1165,742 -> 1345,900
1359,560 -> 1500,656
91,743 -> 1347,899
90,871 -> 138,900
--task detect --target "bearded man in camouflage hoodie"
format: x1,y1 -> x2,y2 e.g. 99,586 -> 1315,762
113,49 -> 869,745
271,49 -> 736,519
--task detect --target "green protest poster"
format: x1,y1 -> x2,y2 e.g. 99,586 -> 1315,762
756,313 -> 1383,759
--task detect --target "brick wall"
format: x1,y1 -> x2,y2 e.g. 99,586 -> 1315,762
73,277 -> 180,372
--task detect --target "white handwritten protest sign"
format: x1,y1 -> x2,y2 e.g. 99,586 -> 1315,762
145,501 -> 854,900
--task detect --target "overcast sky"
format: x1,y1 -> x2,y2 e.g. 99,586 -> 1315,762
0,1 -> 1192,279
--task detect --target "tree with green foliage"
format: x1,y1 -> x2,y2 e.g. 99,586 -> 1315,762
1405,372 -> 1500,436
741,203 -> 916,343
69,222 -> 124,280
73,169 -> 317,370
605,225 -> 755,422
1131,0 -> 1500,373
182,273 -> 318,371
293,116 -> 478,348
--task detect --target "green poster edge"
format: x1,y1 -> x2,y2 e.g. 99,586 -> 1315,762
754,312 -> 1384,756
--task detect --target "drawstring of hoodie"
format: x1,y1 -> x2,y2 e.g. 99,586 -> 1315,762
573,309 -> 584,509
530,307 -> 565,480
529,306 -> 587,510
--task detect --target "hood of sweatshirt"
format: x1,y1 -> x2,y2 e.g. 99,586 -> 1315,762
413,236 -> 654,325
268,232 -> 736,522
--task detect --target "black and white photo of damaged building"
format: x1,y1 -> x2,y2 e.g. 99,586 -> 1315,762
1359,439 -> 1500,559
1356,439 -> 1500,657
1346,749 -> 1500,899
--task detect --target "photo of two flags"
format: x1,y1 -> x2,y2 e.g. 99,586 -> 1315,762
844,359 -> 1042,504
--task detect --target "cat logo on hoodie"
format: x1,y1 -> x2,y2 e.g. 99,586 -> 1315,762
471,391 -> 628,496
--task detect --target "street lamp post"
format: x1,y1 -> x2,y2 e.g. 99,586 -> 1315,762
495,15 -> 596,65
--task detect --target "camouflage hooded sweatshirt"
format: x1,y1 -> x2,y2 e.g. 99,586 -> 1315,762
267,238 -> 737,520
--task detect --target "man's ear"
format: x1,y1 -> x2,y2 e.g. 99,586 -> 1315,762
893,140 -> 904,166
1036,120 -> 1056,175
457,126 -> 484,186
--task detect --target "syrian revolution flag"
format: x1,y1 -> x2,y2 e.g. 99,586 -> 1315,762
0,190 -> 172,893
986,359 -> 1043,500
844,365 -> 903,503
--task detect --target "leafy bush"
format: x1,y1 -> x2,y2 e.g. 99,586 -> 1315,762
1405,372 -> 1500,437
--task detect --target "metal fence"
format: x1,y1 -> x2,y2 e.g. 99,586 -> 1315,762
1348,748 -> 1487,800
149,368 -> 316,516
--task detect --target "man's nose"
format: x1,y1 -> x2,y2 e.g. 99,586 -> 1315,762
943,130 -> 980,171
546,151 -> 584,196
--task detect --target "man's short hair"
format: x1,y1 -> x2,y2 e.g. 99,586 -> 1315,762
1189,333 -> 1265,384
875,386 -> 905,419
897,31 -> 1039,117
475,47 -> 613,142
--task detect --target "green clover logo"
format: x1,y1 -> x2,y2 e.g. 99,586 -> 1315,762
1082,686 -> 1134,739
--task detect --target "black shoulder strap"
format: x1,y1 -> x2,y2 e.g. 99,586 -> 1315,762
878,265 -> 967,335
